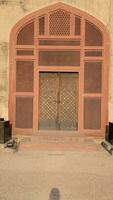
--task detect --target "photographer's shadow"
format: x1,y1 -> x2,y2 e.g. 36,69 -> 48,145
49,188 -> 60,200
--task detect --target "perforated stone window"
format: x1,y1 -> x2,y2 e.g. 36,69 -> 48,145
49,9 -> 70,36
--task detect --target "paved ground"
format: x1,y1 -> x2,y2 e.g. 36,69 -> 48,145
0,143 -> 113,200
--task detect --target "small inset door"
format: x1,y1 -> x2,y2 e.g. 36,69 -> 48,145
39,72 -> 79,130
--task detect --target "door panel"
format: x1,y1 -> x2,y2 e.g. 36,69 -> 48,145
39,72 -> 78,130
59,73 -> 78,130
39,73 -> 58,129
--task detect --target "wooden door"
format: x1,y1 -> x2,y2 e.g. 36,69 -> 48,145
39,72 -> 78,130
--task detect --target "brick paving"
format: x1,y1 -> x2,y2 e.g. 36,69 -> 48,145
0,141 -> 113,200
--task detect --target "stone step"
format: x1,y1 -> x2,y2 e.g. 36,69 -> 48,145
18,135 -> 100,152
20,136 -> 95,144
19,142 -> 98,152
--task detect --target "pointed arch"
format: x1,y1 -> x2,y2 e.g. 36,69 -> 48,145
9,3 -> 109,137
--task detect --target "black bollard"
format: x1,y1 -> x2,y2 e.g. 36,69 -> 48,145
0,119 -> 12,144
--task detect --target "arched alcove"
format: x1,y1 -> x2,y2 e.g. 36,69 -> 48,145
9,3 -> 109,137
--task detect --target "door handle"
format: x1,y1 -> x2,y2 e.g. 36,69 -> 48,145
54,100 -> 61,103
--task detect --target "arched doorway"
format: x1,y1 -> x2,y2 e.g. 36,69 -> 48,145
9,3 -> 109,137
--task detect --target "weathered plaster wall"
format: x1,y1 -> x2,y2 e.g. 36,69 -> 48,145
0,0 -> 112,121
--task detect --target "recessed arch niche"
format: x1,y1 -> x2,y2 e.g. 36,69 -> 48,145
9,3 -> 109,137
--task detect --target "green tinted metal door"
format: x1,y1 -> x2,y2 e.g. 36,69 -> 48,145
39,72 -> 78,130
